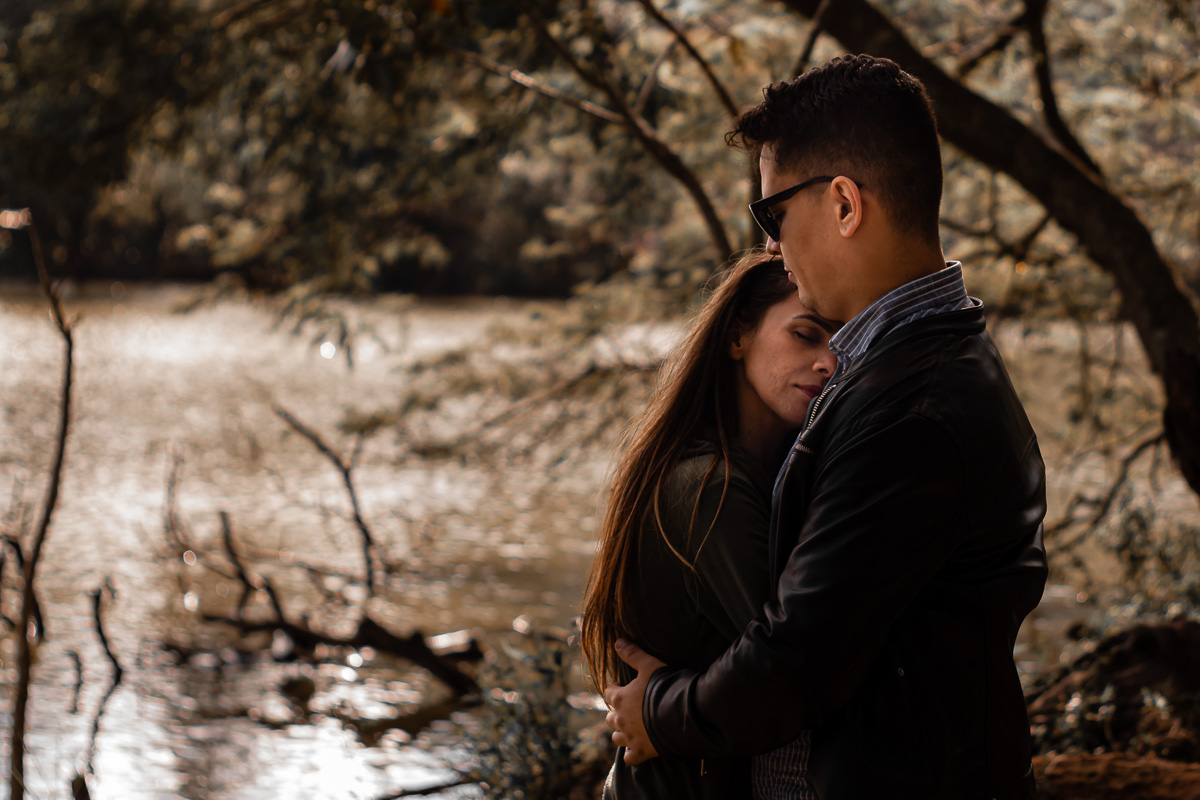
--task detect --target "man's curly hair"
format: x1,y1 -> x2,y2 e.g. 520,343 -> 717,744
729,54 -> 943,242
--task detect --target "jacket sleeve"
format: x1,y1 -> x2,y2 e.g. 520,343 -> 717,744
643,413 -> 966,758
683,467 -> 773,643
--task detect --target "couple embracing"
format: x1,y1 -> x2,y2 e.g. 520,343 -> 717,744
580,55 -> 1048,799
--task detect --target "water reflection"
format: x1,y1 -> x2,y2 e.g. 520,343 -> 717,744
1,284 -> 592,798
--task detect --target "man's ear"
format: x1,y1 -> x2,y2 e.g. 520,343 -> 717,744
830,176 -> 863,238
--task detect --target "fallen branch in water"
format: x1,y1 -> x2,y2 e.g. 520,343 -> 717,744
204,605 -> 481,697
198,511 -> 479,697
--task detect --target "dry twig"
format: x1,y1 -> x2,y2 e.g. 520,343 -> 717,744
4,208 -> 75,800
1048,430 -> 1166,553
84,578 -> 123,777
274,405 -> 378,594
449,48 -> 627,126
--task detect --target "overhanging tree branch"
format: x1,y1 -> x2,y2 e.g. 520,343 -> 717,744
789,0 -> 834,79
634,39 -> 678,119
1024,0 -> 1104,179
517,0 -> 734,260
450,48 -> 627,126
954,8 -> 1028,79
634,0 -> 739,118
778,0 -> 1200,498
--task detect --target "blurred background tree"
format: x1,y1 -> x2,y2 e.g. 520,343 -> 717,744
2,0 -> 1199,489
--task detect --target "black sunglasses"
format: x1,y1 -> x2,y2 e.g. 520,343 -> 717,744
749,176 -> 860,242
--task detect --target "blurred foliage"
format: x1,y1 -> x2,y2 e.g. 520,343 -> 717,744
457,633 -> 610,799
1027,620 -> 1200,761
4,0 -> 1193,301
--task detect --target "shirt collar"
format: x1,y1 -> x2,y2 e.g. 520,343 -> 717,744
828,261 -> 970,366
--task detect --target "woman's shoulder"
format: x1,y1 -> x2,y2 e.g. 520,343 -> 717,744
663,437 -> 771,506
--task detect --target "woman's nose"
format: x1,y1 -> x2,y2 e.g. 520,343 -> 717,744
814,348 -> 836,376
766,237 -> 781,255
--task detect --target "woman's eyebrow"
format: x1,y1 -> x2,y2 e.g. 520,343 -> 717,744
793,313 -> 839,333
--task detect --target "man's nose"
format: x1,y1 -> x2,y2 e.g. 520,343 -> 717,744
766,237 -> 781,255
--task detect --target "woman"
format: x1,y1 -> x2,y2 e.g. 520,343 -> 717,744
580,252 -> 839,798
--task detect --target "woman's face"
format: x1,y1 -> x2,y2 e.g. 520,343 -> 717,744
731,294 -> 838,437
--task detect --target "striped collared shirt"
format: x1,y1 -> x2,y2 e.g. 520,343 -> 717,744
827,260 -> 977,381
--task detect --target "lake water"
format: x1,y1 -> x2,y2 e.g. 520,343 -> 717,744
1,282 -> 1195,799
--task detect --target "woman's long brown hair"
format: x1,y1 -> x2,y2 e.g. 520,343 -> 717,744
580,251 -> 797,692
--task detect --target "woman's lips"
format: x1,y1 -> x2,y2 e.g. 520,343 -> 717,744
799,384 -> 822,399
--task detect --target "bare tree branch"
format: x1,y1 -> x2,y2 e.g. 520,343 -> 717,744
84,578 -> 123,777
162,449 -> 193,554
414,363 -> 605,457
954,9 -> 1028,79
68,651 -> 83,715
0,536 -> 43,636
1047,430 -> 1166,552
634,0 -> 739,117
273,405 -> 378,594
220,511 -> 255,621
516,0 -> 734,260
205,606 -> 481,696
172,504 -> 480,696
1024,0 -> 1104,180
5,210 -> 74,800
789,0 -> 833,79
449,48 -> 627,126
634,39 -> 678,119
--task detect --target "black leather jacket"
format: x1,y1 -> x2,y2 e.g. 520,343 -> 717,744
642,307 -> 1048,799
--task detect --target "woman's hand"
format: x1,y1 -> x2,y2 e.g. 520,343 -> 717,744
603,639 -> 666,764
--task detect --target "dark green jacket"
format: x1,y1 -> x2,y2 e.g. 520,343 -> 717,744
604,438 -> 776,799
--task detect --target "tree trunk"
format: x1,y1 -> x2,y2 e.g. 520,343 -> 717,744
779,0 -> 1200,497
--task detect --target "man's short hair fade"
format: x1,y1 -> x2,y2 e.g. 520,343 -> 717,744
729,54 -> 943,243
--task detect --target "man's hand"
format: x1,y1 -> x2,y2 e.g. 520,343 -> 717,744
603,639 -> 667,765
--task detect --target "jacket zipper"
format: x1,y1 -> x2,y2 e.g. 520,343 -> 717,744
805,381 -> 837,430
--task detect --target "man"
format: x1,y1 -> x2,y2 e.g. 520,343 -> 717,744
603,55 -> 1048,799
